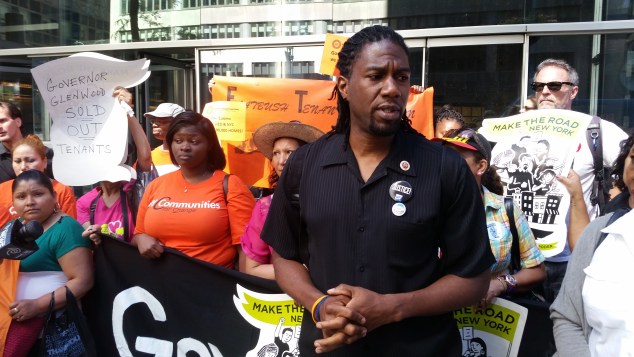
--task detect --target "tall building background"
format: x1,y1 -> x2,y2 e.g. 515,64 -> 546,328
1,0 -> 633,141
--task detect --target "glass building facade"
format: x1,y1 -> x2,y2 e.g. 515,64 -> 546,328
1,0 -> 634,139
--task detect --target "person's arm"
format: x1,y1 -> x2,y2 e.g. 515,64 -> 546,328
9,247 -> 93,321
550,216 -> 611,357
557,169 -> 590,251
131,179 -> 164,258
225,174 -> 255,268
319,271 -> 490,353
113,86 -> 152,172
239,252 -> 275,280
272,251 -> 367,353
274,316 -> 285,337
239,199 -> 275,279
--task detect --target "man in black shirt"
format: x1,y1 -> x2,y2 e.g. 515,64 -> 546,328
0,102 -> 26,183
0,102 -> 54,183
262,26 -> 494,356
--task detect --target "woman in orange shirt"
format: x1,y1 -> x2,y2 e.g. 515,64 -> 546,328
0,134 -> 76,228
132,111 -> 254,267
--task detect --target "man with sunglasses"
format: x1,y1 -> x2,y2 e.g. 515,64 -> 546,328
143,102 -> 185,176
532,58 -> 627,302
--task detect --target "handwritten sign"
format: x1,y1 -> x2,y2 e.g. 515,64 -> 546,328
479,109 -> 591,257
202,101 -> 247,142
319,33 -> 348,76
31,52 -> 150,186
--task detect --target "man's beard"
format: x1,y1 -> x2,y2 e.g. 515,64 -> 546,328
369,117 -> 401,137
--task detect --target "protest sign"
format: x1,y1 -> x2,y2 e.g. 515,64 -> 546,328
84,238 -> 301,357
31,52 -> 150,186
210,76 -> 433,186
479,109 -> 591,257
319,33 -> 348,76
84,239 -> 556,356
202,101 -> 247,142
454,298 -> 528,357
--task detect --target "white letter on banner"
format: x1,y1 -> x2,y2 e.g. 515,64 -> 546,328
135,337 -> 173,357
176,338 -> 212,357
112,286 -> 168,356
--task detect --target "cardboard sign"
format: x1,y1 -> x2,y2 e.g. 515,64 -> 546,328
479,109 -> 592,257
31,52 -> 150,186
202,101 -> 247,142
319,33 -> 348,76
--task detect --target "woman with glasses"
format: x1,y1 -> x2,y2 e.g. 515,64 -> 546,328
434,128 -> 546,306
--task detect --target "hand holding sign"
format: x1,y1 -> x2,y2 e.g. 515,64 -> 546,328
31,52 -> 151,186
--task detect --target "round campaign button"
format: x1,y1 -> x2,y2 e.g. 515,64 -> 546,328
389,181 -> 413,202
392,203 -> 406,216
400,160 -> 410,171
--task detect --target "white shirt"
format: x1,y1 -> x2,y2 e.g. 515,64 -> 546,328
573,119 -> 627,219
548,119 -> 627,262
583,208 -> 634,356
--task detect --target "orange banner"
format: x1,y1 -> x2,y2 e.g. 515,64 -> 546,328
210,76 -> 433,187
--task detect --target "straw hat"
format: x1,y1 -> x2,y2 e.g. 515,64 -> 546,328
253,121 -> 324,160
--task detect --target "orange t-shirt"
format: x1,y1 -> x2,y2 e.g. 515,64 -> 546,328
135,170 -> 255,267
0,179 -> 77,229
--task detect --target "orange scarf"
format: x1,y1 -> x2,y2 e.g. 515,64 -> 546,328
0,259 -> 20,357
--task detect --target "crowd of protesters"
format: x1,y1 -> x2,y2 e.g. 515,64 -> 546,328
0,25 -> 632,356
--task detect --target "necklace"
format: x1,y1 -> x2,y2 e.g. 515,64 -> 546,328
182,170 -> 214,192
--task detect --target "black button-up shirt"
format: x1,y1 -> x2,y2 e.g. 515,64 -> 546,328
263,131 -> 494,356
0,144 -> 16,184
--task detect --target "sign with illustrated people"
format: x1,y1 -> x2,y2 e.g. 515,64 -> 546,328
31,52 -> 151,186
234,285 -> 302,357
479,109 -> 591,257
454,298 -> 528,357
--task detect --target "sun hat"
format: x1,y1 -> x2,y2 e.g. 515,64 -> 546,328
252,121 -> 325,160
431,127 -> 492,163
143,103 -> 185,118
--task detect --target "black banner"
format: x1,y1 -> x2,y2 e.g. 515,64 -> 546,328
84,238 -> 304,356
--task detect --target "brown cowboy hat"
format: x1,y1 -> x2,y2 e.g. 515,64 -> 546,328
253,121 -> 324,160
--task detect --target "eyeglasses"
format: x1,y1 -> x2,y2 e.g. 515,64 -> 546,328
150,117 -> 171,125
531,81 -> 575,92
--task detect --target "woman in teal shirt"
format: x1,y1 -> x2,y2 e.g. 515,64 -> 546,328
3,170 -> 93,356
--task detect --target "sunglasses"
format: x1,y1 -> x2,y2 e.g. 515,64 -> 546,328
531,81 -> 575,92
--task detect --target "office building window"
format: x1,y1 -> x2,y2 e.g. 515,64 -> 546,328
182,0 -> 200,8
289,61 -> 315,74
205,24 -> 241,39
177,26 -> 201,40
253,62 -> 280,77
202,0 -> 239,5
251,22 -> 278,37
284,21 -> 313,36
203,63 -> 243,76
